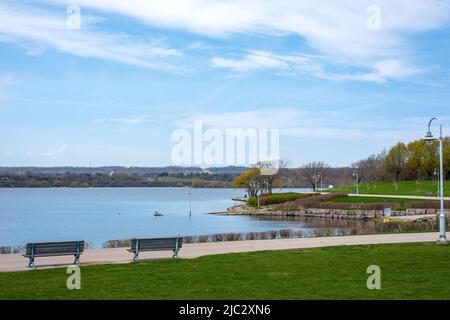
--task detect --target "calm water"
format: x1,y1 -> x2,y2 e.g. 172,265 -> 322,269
0,187 -> 429,248
0,187 -> 308,247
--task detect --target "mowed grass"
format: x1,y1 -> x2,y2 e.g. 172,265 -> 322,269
248,192 -> 317,207
331,180 -> 448,197
1,243 -> 450,300
331,196 -> 425,210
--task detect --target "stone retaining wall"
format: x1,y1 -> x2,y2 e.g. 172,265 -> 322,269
236,208 -> 450,220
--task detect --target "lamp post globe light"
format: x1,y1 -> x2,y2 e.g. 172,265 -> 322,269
423,117 -> 448,245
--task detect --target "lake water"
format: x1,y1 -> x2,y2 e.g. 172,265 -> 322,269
0,187 -> 431,248
0,187 -> 306,247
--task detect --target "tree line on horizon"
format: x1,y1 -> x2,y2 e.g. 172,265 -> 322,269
294,136 -> 450,191
232,136 -> 450,194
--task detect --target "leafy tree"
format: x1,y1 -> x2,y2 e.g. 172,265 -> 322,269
421,141 -> 439,179
383,143 -> 408,181
232,168 -> 264,197
405,140 -> 425,180
441,137 -> 450,179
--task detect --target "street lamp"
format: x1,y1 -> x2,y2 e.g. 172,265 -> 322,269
434,169 -> 440,197
423,117 -> 447,244
312,173 -> 321,192
352,172 -> 359,195
250,181 -> 260,207
187,190 -> 192,218
315,173 -> 322,192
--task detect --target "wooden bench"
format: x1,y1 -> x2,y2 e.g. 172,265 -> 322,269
128,237 -> 183,261
23,241 -> 85,269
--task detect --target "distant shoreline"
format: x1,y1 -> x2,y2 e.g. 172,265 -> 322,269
0,185 -> 235,189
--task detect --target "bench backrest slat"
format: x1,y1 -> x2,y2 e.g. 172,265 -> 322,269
130,237 -> 183,252
25,241 -> 85,256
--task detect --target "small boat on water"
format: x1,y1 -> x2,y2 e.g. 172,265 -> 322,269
153,211 -> 164,217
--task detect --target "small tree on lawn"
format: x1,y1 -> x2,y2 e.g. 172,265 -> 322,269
232,168 -> 265,197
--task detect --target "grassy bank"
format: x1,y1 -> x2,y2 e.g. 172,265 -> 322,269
330,180 -> 449,197
1,243 -> 450,299
330,196 -> 424,211
248,192 -> 317,207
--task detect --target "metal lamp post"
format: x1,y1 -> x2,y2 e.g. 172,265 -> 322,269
250,181 -> 260,207
434,169 -> 440,197
423,117 -> 447,244
352,172 -> 359,195
188,190 -> 192,218
312,173 -> 321,192
319,173 -> 323,192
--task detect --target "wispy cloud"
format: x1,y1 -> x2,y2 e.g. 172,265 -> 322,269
174,108 -> 304,129
174,107 -> 438,144
0,74 -> 20,85
94,116 -> 147,125
324,59 -> 422,83
43,0 -> 450,64
211,51 -> 422,83
27,145 -> 68,156
0,3 -> 183,71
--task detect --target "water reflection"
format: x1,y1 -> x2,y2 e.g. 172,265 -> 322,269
251,215 -> 444,237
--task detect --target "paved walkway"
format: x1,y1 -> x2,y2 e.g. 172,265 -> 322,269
347,193 -> 450,200
1,232 -> 448,272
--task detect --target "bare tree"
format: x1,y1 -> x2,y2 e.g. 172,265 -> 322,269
255,159 -> 289,194
352,151 -> 386,184
299,161 -> 329,191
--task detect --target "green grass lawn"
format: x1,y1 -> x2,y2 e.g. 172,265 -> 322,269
248,192 -> 317,207
331,196 -> 424,211
330,180 -> 448,197
1,243 -> 450,299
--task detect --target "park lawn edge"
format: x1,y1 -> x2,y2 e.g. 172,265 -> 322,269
1,242 -> 450,300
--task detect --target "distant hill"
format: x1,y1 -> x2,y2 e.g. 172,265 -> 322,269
0,166 -> 249,175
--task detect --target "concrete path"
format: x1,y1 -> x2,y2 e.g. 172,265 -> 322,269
316,191 -> 450,200
1,232 -> 448,272
347,193 -> 450,201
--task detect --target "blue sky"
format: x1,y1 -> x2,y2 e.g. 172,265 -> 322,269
1,0 -> 450,167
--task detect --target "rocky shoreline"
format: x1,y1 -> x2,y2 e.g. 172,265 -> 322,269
211,204 -> 449,221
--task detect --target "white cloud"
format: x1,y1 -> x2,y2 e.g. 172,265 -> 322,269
174,108 -> 437,144
175,108 -> 304,129
2,1 -> 447,79
94,116 -> 147,124
211,52 -> 289,72
0,3 -> 183,70
326,59 -> 422,83
43,0 -> 450,64
211,50 -> 421,83
27,145 -> 68,156
0,75 -> 20,85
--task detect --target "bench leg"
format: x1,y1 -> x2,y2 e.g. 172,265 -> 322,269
132,251 -> 139,262
74,254 -> 80,266
28,256 -> 36,269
